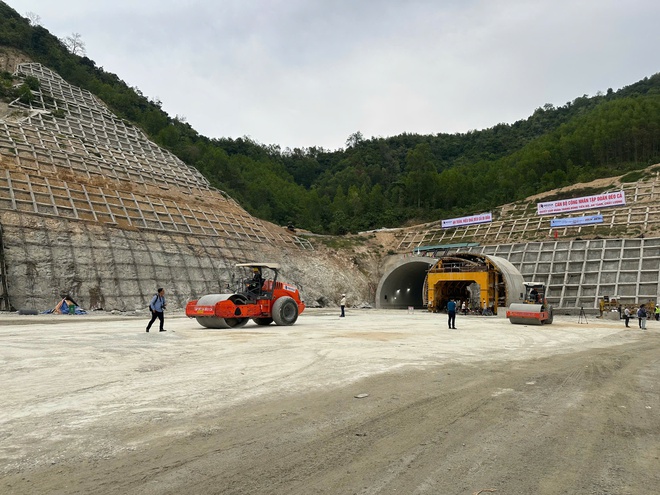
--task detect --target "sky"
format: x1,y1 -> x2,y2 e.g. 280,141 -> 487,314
12,0 -> 660,151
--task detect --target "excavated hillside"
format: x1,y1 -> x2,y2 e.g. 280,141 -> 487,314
0,55 -> 379,312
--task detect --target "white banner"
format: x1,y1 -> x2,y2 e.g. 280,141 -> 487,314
537,191 -> 626,216
442,212 -> 492,229
550,215 -> 603,227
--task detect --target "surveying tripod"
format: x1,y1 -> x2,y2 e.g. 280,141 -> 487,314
578,307 -> 588,324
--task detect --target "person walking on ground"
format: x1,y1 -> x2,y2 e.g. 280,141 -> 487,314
447,299 -> 457,329
461,300 -> 468,316
655,305 -> 660,321
146,288 -> 167,332
623,306 -> 631,328
340,293 -> 346,318
637,304 -> 647,330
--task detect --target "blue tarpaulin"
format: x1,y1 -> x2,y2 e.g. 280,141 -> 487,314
42,298 -> 87,315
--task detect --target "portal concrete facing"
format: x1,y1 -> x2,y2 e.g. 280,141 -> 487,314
467,237 -> 660,309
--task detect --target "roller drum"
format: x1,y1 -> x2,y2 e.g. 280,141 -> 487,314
194,293 -> 249,329
507,303 -> 545,325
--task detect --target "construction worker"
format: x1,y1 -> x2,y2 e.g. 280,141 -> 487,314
530,288 -> 539,303
638,304 -> 648,330
340,293 -> 346,317
247,267 -> 263,295
146,288 -> 166,333
447,299 -> 457,329
655,305 -> 660,321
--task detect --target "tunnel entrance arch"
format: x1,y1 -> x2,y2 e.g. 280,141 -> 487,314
376,253 -> 524,311
376,257 -> 436,309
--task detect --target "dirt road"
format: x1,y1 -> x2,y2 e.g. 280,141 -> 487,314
1,309 -> 659,494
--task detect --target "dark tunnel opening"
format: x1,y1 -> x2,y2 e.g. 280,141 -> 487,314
376,258 -> 436,309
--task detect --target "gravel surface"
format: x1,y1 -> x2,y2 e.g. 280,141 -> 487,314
1,308 -> 659,494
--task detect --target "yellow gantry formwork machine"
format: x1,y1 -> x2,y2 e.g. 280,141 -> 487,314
424,254 -> 505,314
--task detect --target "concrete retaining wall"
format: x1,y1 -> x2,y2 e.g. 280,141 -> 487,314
466,238 -> 660,309
1,210 -> 370,312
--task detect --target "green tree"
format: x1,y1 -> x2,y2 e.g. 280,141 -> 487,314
403,143 -> 438,209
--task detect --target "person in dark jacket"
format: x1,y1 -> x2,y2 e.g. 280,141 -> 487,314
447,299 -> 457,329
638,304 -> 647,330
247,267 -> 263,296
146,288 -> 166,332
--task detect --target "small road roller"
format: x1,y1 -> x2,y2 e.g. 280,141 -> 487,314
506,282 -> 553,325
185,263 -> 305,328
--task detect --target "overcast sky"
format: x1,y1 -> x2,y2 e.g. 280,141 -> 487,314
13,0 -> 660,151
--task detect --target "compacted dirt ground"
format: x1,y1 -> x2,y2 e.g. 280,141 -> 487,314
1,308 -> 659,494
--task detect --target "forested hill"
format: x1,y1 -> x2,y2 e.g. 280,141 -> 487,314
2,2 -> 660,235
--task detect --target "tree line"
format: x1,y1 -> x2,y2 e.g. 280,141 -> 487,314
2,1 -> 660,234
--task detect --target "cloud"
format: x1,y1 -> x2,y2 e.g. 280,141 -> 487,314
14,0 -> 660,150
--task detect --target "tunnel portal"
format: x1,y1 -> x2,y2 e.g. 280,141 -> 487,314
376,257 -> 436,309
376,254 -> 525,311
